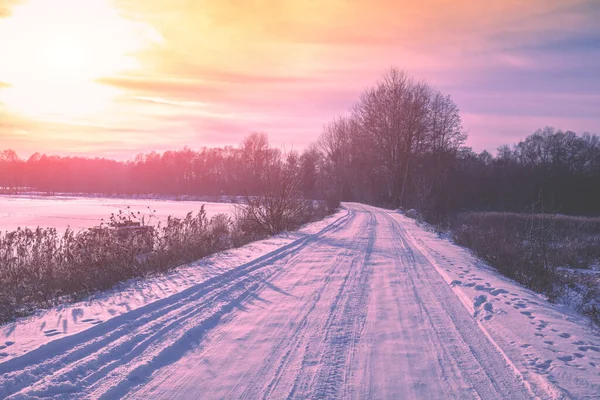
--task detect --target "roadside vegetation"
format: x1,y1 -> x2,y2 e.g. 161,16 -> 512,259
448,211 -> 600,328
0,202 -> 336,324
0,135 -> 339,324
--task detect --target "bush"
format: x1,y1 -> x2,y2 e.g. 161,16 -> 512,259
583,304 -> 600,331
405,209 -> 420,220
324,191 -> 341,213
0,200 -> 337,324
233,145 -> 335,244
231,199 -> 331,248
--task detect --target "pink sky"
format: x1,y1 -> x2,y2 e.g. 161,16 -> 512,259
0,0 -> 599,159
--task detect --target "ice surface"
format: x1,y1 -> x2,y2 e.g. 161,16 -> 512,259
0,195 -> 235,232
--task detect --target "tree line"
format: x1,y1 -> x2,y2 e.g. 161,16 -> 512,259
1,67 -> 599,220
0,134 -> 323,200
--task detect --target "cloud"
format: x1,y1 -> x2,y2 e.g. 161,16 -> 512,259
0,1 -> 21,18
1,0 -> 599,156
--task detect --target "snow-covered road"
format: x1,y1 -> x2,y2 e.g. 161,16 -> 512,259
1,204 -> 599,399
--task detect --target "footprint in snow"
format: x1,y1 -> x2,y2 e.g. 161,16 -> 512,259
558,333 -> 571,339
0,341 -> 12,350
578,346 -> 600,352
474,295 -> 487,308
473,296 -> 495,320
534,359 -> 553,372
520,311 -> 535,319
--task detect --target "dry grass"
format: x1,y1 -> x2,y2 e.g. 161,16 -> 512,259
452,212 -> 600,271
449,212 -> 600,327
0,201 -> 337,324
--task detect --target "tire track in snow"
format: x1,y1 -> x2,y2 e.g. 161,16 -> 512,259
278,205 -> 376,399
311,207 -> 375,399
382,210 -> 537,399
0,209 -> 354,399
252,208 -> 374,400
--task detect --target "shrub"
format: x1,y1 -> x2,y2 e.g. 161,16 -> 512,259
405,209 -> 420,220
583,304 -> 600,332
324,190 -> 341,213
0,202 -> 336,324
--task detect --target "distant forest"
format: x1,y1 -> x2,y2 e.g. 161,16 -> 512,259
1,68 -> 599,220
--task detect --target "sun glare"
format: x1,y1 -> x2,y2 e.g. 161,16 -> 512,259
42,35 -> 86,75
0,0 -> 154,118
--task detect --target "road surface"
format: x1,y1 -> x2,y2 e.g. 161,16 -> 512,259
1,203 -> 597,399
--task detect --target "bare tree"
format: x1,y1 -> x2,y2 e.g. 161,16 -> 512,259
318,116 -> 354,199
426,91 -> 466,156
236,135 -> 312,236
239,132 -> 277,195
352,68 -> 431,208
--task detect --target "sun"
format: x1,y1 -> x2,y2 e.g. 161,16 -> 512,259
0,0 -> 154,118
42,35 -> 86,75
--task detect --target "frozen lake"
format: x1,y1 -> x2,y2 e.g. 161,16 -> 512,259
0,195 -> 235,232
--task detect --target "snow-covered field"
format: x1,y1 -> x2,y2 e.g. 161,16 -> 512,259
0,203 -> 598,399
0,195 -> 235,232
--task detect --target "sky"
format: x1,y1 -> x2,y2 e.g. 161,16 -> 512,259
0,0 -> 599,159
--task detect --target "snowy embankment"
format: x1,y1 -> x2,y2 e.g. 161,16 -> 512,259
0,210 -> 343,363
397,213 -> 600,398
0,204 -> 598,399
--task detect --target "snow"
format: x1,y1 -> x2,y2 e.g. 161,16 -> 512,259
0,209 -> 343,363
397,212 -> 600,398
0,203 -> 598,399
0,195 -> 235,232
